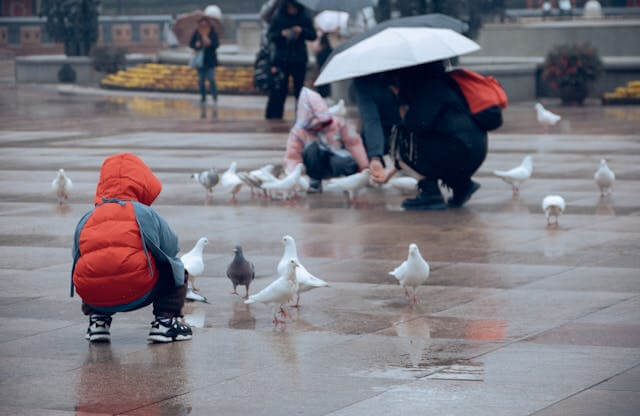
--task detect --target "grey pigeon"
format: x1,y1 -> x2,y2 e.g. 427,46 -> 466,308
226,246 -> 255,299
191,168 -> 219,194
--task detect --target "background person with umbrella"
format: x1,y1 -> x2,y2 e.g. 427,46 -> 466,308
318,15 -> 469,183
314,27 -> 488,210
377,61 -> 489,210
265,0 -> 317,120
187,6 -> 222,105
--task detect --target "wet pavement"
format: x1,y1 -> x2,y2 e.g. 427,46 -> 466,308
0,85 -> 639,415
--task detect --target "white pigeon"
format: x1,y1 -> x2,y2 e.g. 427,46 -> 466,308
542,195 -> 566,226
238,164 -> 277,197
262,164 -> 303,200
388,176 -> 418,193
390,244 -> 430,305
277,235 -> 329,307
191,168 -> 219,195
181,237 -> 209,302
493,155 -> 533,197
535,103 -> 561,127
327,169 -> 370,202
245,259 -> 299,325
594,159 -> 615,197
328,99 -> 346,117
296,175 -> 310,194
220,161 -> 243,201
51,168 -> 72,205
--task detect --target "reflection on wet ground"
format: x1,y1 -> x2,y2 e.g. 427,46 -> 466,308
0,85 -> 639,415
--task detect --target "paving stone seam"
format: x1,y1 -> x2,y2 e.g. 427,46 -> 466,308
526,358 -> 640,416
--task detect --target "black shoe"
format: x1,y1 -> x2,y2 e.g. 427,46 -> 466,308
448,180 -> 481,208
402,180 -> 447,211
85,315 -> 112,343
308,179 -> 322,193
148,317 -> 193,343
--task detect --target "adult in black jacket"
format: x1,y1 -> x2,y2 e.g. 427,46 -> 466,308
265,0 -> 316,119
314,33 -> 332,98
353,73 -> 401,180
374,61 -> 488,210
190,18 -> 220,104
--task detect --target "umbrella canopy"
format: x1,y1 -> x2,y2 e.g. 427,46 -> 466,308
331,14 -> 469,58
314,27 -> 480,86
297,0 -> 375,13
173,10 -> 223,46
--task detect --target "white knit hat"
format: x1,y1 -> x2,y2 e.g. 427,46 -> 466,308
204,5 -> 222,20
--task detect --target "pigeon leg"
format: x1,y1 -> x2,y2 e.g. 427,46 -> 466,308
273,315 -> 286,326
412,288 -> 420,305
404,288 -> 410,299
243,285 -> 249,300
279,305 -> 288,318
290,294 -> 301,308
231,290 -> 239,296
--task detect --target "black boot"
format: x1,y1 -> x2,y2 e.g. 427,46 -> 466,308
402,179 -> 447,210
448,180 -> 481,208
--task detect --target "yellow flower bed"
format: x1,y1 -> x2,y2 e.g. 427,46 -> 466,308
603,80 -> 640,100
101,63 -> 257,94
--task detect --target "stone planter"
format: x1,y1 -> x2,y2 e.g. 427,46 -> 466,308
559,83 -> 588,105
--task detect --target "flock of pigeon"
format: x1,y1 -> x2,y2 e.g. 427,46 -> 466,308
493,103 -> 616,226
178,234 -> 429,326
191,160 -> 382,203
47,103 -> 618,325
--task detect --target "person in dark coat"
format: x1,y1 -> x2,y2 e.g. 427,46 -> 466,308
373,61 -> 488,210
265,0 -> 317,119
315,32 -> 333,98
190,17 -> 220,104
353,73 -> 402,183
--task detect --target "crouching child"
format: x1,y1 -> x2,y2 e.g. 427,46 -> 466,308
71,153 -> 192,343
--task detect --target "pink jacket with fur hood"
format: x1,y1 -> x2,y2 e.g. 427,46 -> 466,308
285,88 -> 369,173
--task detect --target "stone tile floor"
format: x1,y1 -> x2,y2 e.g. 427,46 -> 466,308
0,85 -> 639,415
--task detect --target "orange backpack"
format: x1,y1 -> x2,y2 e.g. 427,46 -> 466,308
449,68 -> 508,131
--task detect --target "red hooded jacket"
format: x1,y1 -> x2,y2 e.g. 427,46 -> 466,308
72,153 -> 166,307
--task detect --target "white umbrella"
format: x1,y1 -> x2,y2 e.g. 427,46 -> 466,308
314,27 -> 480,86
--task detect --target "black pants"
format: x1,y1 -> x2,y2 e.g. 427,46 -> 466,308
82,270 -> 187,318
265,63 -> 307,120
395,128 -> 487,189
302,141 -> 358,180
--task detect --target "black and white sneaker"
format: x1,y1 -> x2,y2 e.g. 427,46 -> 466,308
85,315 -> 112,343
147,317 -> 193,343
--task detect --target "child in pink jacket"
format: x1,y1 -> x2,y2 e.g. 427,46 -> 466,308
285,88 -> 369,191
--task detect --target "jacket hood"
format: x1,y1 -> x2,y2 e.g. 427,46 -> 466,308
94,153 -> 162,206
296,87 -> 334,131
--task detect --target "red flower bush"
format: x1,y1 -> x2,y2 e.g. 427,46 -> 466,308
543,43 -> 603,89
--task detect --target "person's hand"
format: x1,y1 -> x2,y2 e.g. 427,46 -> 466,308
369,158 -> 386,183
271,66 -> 278,74
292,26 -> 302,36
281,29 -> 291,38
399,104 -> 409,119
375,168 -> 396,185
202,35 -> 211,47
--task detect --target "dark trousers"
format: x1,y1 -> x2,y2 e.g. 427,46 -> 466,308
82,271 -> 187,318
302,141 -> 358,180
396,129 -> 487,189
415,135 -> 487,188
265,63 -> 307,120
197,67 -> 217,102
